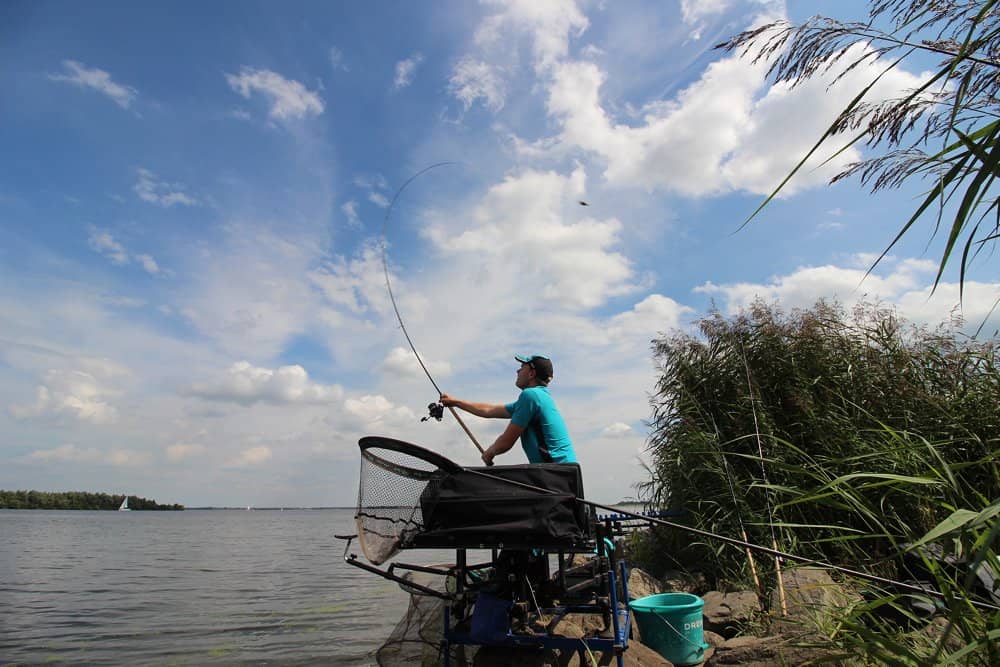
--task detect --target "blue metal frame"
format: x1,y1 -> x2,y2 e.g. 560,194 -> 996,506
441,529 -> 632,667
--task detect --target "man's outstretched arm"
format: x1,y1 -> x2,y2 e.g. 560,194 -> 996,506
440,393 -> 510,419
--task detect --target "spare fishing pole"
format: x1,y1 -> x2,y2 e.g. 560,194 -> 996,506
740,339 -> 788,616
681,381 -> 765,605
379,162 -> 487,460
715,423 -> 765,605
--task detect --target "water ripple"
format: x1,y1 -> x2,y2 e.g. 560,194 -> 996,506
0,509 -> 442,665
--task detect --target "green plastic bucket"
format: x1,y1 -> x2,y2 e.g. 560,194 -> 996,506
629,592 -> 708,666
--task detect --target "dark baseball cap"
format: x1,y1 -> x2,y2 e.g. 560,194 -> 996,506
515,354 -> 553,384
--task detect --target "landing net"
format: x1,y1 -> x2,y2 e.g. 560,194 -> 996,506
355,436 -> 461,565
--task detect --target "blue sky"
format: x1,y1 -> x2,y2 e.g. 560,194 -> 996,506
2,0 -> 997,507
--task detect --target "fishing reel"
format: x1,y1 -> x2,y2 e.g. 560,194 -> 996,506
421,401 -> 445,422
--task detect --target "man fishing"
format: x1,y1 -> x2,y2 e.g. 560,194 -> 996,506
441,354 -> 576,466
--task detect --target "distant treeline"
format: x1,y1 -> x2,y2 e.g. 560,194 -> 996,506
0,490 -> 184,510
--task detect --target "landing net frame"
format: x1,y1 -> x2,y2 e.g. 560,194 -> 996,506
355,436 -> 461,565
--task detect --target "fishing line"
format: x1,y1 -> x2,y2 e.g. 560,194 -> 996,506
379,162 -> 487,458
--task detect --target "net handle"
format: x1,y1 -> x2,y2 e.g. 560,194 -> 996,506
358,436 -> 463,474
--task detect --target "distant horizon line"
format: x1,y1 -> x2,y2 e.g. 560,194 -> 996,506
186,500 -> 646,510
188,500 -> 647,510
187,506 -> 355,510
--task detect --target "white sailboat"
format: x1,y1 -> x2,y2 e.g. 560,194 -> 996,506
118,495 -> 131,511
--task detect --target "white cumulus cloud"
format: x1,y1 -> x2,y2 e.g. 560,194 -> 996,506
234,446 -> 272,466
135,254 -> 160,274
166,443 -> 206,462
87,226 -> 163,275
342,394 -> 418,428
10,369 -> 120,424
48,60 -> 137,109
342,200 -> 362,228
28,444 -> 101,463
88,227 -> 129,265
329,46 -> 349,72
309,244 -> 391,319
520,22 -> 934,198
606,294 -> 693,342
601,422 -> 633,437
134,168 -> 199,207
449,58 -> 506,111
368,191 -> 390,208
107,449 -> 152,466
381,346 -> 453,379
428,167 -> 637,309
394,53 -> 424,89
178,226 -> 328,359
225,67 -> 325,120
189,361 -> 343,406
680,0 -> 734,23
476,0 -> 589,72
695,258 -> 1000,332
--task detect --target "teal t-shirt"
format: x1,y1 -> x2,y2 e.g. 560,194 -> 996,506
504,386 -> 576,464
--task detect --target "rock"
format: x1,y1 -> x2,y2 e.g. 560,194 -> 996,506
556,612 -> 602,637
707,635 -> 781,666
553,639 -> 680,667
628,568 -> 665,601
768,567 -> 858,638
701,591 -> 760,638
621,640 -> 678,666
661,570 -> 709,595
471,632 -> 676,666
706,634 -> 843,666
907,616 -> 966,654
630,609 -> 642,645
550,640 -> 677,667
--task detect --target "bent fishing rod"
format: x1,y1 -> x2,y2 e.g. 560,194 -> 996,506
380,162 -> 488,461
458,466 -> 1000,613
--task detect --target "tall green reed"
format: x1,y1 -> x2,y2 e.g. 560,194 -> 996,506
637,299 -> 998,663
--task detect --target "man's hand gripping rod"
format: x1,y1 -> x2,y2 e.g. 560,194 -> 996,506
422,399 -> 490,464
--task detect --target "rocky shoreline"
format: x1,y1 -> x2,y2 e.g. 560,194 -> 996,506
376,563 -> 957,666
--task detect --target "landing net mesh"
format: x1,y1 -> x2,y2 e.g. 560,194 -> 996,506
355,437 -> 457,566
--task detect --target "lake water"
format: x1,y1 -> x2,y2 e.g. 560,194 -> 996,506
0,508 -> 457,666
